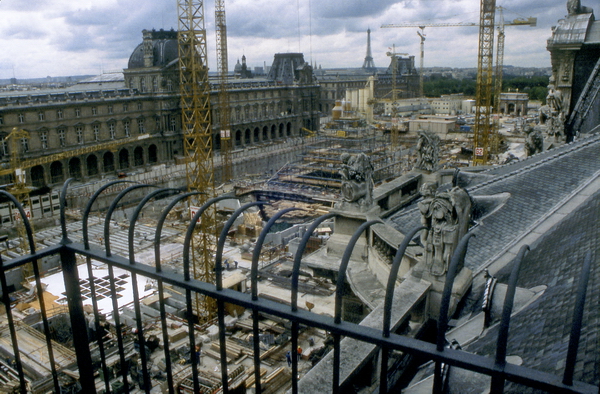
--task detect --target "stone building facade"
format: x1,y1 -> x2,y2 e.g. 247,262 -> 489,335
0,29 -> 320,187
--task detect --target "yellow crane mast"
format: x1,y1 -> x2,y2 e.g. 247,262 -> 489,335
382,12 -> 536,164
473,0 -> 496,166
215,0 -> 233,182
385,46 -> 408,147
177,0 -> 217,321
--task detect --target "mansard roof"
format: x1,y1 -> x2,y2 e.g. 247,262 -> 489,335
387,132 -> 600,274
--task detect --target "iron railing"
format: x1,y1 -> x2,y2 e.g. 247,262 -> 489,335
0,180 -> 596,393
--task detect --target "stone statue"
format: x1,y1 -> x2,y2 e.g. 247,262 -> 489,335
546,78 -> 563,115
339,152 -> 374,207
418,184 -> 472,276
415,131 -> 440,172
524,124 -> 544,156
539,76 -> 566,142
567,0 -> 593,15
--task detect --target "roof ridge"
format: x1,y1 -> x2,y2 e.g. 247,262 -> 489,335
468,133 -> 600,193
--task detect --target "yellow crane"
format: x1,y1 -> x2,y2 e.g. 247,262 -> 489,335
215,0 -> 233,182
382,10 -> 536,165
177,0 -> 217,321
385,46 -> 409,147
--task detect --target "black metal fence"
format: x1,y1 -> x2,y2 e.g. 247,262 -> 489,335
0,180 -> 597,393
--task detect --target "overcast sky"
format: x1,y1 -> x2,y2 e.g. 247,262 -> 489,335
0,0 -> 578,79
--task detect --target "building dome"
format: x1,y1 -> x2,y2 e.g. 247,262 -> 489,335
127,29 -> 179,69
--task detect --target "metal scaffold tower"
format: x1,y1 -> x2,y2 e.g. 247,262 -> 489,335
215,0 -> 233,181
177,0 -> 217,321
473,0 -> 496,165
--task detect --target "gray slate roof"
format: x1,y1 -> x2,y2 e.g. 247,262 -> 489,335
465,186 -> 600,390
387,133 -> 600,273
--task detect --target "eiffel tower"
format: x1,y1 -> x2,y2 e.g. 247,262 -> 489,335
362,28 -> 377,72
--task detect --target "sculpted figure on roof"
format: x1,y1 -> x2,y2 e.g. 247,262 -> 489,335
339,152 -> 374,208
524,124 -> 544,156
567,0 -> 593,15
415,131 -> 440,173
418,183 -> 472,276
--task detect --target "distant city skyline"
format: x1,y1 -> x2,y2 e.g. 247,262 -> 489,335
0,1 -> 573,79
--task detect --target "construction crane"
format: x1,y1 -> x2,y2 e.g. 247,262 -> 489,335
215,0 -> 233,182
177,0 -> 217,322
382,9 -> 536,165
385,46 -> 409,147
417,29 -> 426,98
473,0 -> 497,165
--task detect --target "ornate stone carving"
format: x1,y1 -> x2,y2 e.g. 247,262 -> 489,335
414,131 -> 440,172
339,152 -> 374,207
524,123 -> 544,156
567,0 -> 593,15
418,184 -> 472,276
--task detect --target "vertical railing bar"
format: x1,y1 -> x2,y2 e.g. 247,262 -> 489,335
490,244 -> 529,393
85,253 -> 110,393
181,194 -> 238,392
0,252 -> 27,393
215,201 -> 266,394
60,244 -> 96,391
58,179 -> 100,393
79,180 -> 134,392
433,231 -> 475,393
184,285 -> 200,394
82,180 -> 136,250
107,261 -> 129,390
103,184 -> 155,257
250,207 -> 301,393
380,226 -> 426,394
563,251 -> 593,386
59,178 -> 74,244
0,190 -> 61,392
154,191 -> 203,394
129,188 -> 179,390
290,212 -> 337,394
333,219 -> 383,394
103,185 -> 155,391
127,188 -> 180,392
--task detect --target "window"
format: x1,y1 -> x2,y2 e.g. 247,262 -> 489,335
124,120 -> 130,137
21,137 -> 29,153
109,123 -> 116,139
76,126 -> 84,144
108,105 -> 113,115
75,108 -> 81,117
93,124 -> 100,141
40,131 -> 48,149
0,115 -> 3,125
166,79 -> 173,92
57,109 -> 63,119
152,77 -> 158,92
137,118 -> 145,134
140,78 -> 146,93
38,112 -> 45,121
58,128 -> 66,147
1,139 -> 8,156
123,103 -> 128,112
92,107 -> 97,116
137,102 -> 143,110
170,116 -> 176,132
